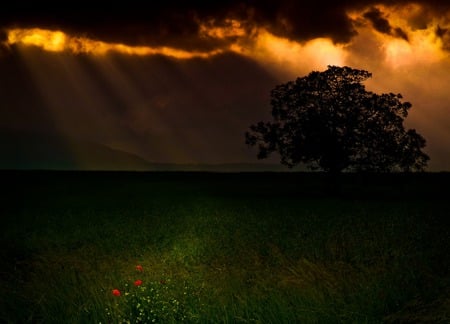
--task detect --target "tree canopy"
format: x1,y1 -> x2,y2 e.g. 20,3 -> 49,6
245,66 -> 429,173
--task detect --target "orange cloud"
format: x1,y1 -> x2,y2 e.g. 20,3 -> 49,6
197,20 -> 347,77
199,18 -> 247,39
348,4 -> 449,68
6,28 -> 224,59
5,7 -> 448,74
245,30 -> 347,76
5,24 -> 348,78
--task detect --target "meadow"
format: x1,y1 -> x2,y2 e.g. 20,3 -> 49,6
1,171 -> 449,323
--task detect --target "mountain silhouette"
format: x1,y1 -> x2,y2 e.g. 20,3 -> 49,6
0,131 -> 302,172
0,131 -> 153,170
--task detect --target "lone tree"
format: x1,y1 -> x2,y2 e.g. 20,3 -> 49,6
246,66 -> 429,173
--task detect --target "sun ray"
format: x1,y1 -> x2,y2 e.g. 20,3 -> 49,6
91,56 -> 197,163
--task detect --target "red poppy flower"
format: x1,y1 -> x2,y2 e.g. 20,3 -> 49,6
134,279 -> 143,286
112,289 -> 121,296
136,265 -> 143,272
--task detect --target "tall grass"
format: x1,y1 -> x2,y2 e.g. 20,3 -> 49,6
1,171 -> 449,323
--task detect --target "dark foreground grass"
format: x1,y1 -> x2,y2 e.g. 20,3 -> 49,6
0,171 -> 449,323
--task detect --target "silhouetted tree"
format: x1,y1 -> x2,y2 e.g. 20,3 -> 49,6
246,66 -> 429,173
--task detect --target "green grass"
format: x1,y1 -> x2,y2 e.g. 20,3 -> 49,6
1,171 -> 449,323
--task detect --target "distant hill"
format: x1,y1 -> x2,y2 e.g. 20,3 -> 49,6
0,131 -> 298,172
145,163 -> 299,172
0,131 -> 153,170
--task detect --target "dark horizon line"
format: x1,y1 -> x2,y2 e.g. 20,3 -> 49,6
1,168 -> 449,173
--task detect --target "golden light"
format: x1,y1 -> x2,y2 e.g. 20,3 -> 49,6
199,19 -> 247,39
6,28 -> 224,59
198,17 -> 348,76
348,4 -> 449,68
6,23 -> 349,79
380,22 -> 447,67
234,29 -> 347,77
7,12 -> 447,78
8,28 -> 67,52
384,39 -> 413,65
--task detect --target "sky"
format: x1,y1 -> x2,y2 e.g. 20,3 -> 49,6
0,1 -> 449,170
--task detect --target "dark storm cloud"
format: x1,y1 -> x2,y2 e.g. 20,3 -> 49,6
1,1 -> 449,49
363,7 -> 393,34
436,25 -> 448,38
0,1 -> 359,46
436,25 -> 450,50
363,7 -> 409,41
393,27 -> 409,41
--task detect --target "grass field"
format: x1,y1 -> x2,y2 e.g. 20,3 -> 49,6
1,171 -> 449,323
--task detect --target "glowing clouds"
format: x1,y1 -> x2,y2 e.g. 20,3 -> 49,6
3,3 -> 450,70
5,23 -> 348,78
6,28 -> 224,59
7,28 -> 100,53
199,19 -> 247,39
8,28 -> 67,52
348,4 -> 449,68
197,19 -> 347,77
236,30 -> 347,77
5,11 -> 449,82
380,24 -> 447,67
